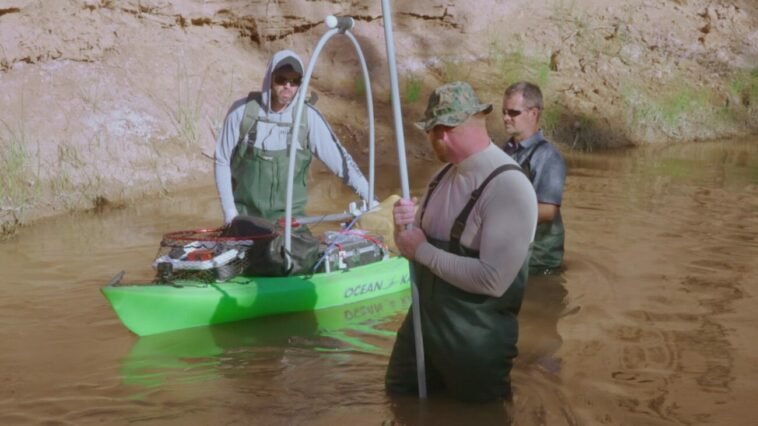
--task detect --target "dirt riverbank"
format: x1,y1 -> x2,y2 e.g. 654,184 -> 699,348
1,0 -> 756,234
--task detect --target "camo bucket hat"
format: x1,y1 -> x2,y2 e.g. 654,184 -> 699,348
415,81 -> 493,131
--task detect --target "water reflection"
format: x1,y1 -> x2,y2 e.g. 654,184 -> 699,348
387,394 -> 513,425
121,291 -> 412,391
519,272 -> 569,374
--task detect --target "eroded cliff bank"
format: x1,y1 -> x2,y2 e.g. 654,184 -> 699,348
1,0 -> 756,235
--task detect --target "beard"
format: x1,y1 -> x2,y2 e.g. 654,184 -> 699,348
431,138 -> 447,162
277,92 -> 294,106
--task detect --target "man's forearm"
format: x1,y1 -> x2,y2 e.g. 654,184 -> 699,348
537,203 -> 559,223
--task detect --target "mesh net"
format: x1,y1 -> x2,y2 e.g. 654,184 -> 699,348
150,222 -> 391,283
152,228 -> 275,284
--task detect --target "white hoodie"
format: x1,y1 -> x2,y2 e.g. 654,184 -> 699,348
214,50 -> 371,223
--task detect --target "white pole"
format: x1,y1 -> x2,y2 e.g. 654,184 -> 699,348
380,0 -> 427,399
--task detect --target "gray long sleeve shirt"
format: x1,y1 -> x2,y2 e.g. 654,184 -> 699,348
414,143 -> 538,297
214,50 -> 370,223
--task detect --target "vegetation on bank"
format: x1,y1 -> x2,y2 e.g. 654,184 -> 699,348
3,60 -> 756,238
2,0 -> 757,238
399,47 -> 757,152
1,115 -> 39,237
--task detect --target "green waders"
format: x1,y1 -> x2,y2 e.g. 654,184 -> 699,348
231,146 -> 312,222
385,240 -> 528,401
230,93 -> 312,222
385,163 -> 529,402
530,219 -> 564,275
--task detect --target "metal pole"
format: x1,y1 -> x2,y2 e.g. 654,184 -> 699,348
380,0 -> 427,399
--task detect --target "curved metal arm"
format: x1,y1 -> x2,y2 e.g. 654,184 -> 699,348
345,30 -> 376,206
283,16 -> 376,270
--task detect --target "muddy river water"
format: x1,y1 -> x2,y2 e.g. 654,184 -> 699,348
1,138 -> 757,425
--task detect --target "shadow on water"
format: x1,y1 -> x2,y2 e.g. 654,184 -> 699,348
509,271 -> 581,425
518,272 -> 569,371
120,289 -> 412,390
387,394 -> 514,425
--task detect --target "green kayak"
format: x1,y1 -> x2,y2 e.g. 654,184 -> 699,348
102,256 -> 410,336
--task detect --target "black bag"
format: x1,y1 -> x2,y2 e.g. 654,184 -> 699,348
222,215 -> 321,277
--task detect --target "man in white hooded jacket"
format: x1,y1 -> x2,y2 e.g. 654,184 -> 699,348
214,50 -> 371,224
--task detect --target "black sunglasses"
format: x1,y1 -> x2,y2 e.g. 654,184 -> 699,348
503,108 -> 527,118
273,75 -> 302,86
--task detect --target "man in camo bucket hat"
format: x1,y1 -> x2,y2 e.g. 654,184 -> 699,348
386,81 -> 538,401
415,81 -> 493,131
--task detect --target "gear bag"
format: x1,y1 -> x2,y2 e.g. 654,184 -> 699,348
221,215 -> 321,277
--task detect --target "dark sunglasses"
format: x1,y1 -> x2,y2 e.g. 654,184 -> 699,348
273,75 -> 302,86
503,108 -> 527,118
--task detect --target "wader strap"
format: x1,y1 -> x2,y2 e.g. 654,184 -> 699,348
238,92 -> 263,152
518,140 -> 547,182
235,91 -> 311,155
449,164 -> 526,254
419,163 -> 454,226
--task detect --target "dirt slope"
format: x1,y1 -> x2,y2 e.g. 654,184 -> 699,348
1,0 -> 756,233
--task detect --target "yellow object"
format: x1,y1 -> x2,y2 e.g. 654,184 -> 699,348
358,194 -> 400,253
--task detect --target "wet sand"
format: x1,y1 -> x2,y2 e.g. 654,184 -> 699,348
0,138 -> 757,425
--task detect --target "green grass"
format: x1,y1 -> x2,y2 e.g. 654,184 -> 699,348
550,0 -> 588,33
485,39 -> 551,89
569,113 -> 598,151
433,57 -> 473,83
0,136 -> 28,204
728,68 -> 758,108
540,105 -> 561,135
623,80 -> 714,135
57,141 -> 84,168
353,76 -> 365,98
0,118 -> 39,209
658,88 -> 710,128
169,62 -> 207,147
402,74 -> 422,104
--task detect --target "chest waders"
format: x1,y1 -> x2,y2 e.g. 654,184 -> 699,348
385,164 -> 529,401
515,140 -> 565,273
230,92 -> 312,222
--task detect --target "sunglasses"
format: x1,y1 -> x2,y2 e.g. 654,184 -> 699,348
503,108 -> 527,118
273,75 -> 302,87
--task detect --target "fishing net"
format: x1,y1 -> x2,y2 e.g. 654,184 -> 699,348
153,225 -> 276,284
151,215 -> 391,284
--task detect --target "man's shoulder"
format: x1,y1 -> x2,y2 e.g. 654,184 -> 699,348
304,102 -> 327,122
482,144 -> 519,169
226,96 -> 250,117
534,139 -> 565,163
538,138 -> 560,151
482,154 -> 531,188
481,161 -> 538,213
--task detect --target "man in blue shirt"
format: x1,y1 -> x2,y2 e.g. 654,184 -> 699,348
502,82 -> 567,274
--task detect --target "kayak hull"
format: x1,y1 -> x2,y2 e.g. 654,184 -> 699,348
102,256 -> 410,336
